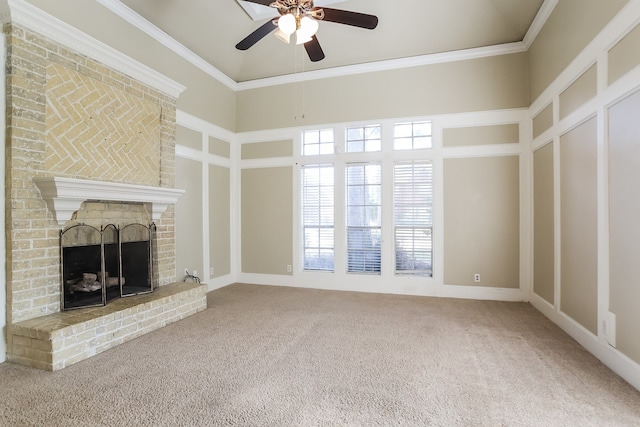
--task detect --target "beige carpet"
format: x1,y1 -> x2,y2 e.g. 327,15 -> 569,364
1,283 -> 639,426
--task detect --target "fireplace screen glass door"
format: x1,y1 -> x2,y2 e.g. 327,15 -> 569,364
120,223 -> 154,297
61,223 -> 156,310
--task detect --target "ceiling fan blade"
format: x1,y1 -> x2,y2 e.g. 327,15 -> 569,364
304,36 -> 325,62
318,8 -> 378,30
235,20 -> 277,50
240,0 -> 273,5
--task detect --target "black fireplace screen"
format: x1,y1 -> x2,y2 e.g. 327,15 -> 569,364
60,223 -> 156,310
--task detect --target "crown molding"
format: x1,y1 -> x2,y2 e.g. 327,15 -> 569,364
236,42 -> 528,90
96,0 -> 238,91
522,0 -> 558,49
7,0 -> 186,98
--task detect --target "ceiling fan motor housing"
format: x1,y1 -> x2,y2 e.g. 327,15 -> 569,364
272,0 -> 316,17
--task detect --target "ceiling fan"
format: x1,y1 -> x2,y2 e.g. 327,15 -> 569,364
235,0 -> 378,62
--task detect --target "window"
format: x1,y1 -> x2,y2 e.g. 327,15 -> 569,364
346,125 -> 381,152
346,163 -> 382,273
302,129 -> 334,155
394,121 -> 432,150
302,165 -> 334,271
300,121 -> 434,279
394,161 -> 433,276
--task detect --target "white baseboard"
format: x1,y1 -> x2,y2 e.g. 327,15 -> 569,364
530,293 -> 640,392
204,274 -> 236,292
235,272 -> 526,301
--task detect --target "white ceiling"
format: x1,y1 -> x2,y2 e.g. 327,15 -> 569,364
111,0 -> 547,84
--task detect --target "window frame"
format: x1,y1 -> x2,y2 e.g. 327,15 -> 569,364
393,160 -> 434,277
345,162 -> 383,274
297,119 -> 435,279
301,164 -> 335,272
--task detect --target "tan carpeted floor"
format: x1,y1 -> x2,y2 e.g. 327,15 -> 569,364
1,283 -> 640,426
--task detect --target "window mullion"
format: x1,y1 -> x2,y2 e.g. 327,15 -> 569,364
333,159 -> 346,274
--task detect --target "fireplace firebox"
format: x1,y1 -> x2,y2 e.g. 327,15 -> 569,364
60,223 -> 156,310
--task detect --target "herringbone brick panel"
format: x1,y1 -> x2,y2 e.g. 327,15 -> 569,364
45,63 -> 161,186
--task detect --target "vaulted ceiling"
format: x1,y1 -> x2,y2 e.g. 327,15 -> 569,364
12,0 -> 550,85
113,0 -> 547,83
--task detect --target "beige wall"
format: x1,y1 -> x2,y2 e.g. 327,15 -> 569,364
237,53 -> 529,132
559,118 -> 598,334
528,0 -> 640,382
443,124 -> 519,147
175,157 -> 203,280
241,167 -> 293,275
559,65 -> 597,120
528,0 -> 629,102
443,156 -> 520,288
609,89 -> 640,363
608,23 -> 640,85
242,140 -> 293,159
210,165 -> 231,278
210,137 -> 231,159
532,103 -> 553,139
177,125 -> 202,150
175,126 -> 232,283
533,143 -> 554,304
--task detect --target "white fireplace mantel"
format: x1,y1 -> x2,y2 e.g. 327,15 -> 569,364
33,177 -> 185,225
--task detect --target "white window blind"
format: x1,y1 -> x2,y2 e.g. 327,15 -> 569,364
302,164 -> 334,271
346,163 -> 382,273
394,161 -> 433,276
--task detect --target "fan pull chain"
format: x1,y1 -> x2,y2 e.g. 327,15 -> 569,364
300,47 -> 306,119
293,42 -> 299,120
293,42 -> 305,121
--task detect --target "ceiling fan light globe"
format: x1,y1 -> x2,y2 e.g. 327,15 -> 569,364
300,16 -> 319,37
296,31 -> 313,45
274,29 -> 291,44
278,13 -> 296,35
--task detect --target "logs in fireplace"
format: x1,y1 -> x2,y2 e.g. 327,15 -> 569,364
60,223 -> 156,310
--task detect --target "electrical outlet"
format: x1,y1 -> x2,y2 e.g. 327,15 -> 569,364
474,273 -> 481,283
287,264 -> 292,273
193,270 -> 198,278
210,267 -> 215,276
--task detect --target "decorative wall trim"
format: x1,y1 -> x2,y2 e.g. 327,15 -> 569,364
33,177 -> 185,225
527,0 -> 640,393
176,110 -> 237,143
530,294 -> 640,392
530,0 -> 640,113
7,0 -> 186,98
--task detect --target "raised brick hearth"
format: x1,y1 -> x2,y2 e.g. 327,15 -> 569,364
8,283 -> 207,370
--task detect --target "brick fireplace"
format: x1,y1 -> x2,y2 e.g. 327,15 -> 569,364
4,20 -> 206,370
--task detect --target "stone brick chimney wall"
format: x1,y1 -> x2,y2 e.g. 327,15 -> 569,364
5,23 -> 178,325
